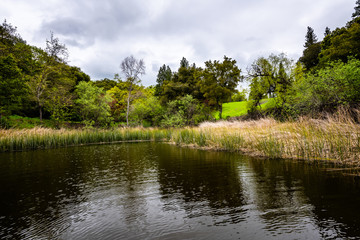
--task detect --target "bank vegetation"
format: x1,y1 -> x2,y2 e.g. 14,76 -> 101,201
1,108 -> 360,166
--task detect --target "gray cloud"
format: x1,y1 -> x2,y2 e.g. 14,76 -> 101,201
2,0 -> 356,86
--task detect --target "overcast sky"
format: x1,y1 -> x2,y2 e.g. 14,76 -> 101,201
1,0 -> 356,86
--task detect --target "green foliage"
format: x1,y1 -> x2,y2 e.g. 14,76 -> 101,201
161,95 -> 210,127
158,58 -> 203,104
130,96 -> 164,126
107,81 -> 145,122
75,81 -> 113,126
201,56 -> 242,119
6,115 -> 57,129
294,58 -> 360,114
120,55 -> 146,126
27,46 -> 78,121
0,54 -> 27,117
107,85 -> 128,121
231,88 -> 247,102
0,20 -> 25,48
155,64 -> 172,96
69,66 -> 90,85
248,53 -> 295,115
319,17 -> 360,65
93,78 -> 117,91
299,42 -> 321,70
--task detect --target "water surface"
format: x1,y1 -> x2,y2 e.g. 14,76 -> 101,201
0,142 -> 360,239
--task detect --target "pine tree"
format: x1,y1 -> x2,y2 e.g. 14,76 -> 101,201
154,64 -> 172,96
180,57 -> 189,68
300,27 -> 320,70
304,26 -> 318,48
353,0 -> 360,18
324,27 -> 331,37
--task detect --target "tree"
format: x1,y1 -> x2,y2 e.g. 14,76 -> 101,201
28,48 -> 52,121
28,33 -> 78,122
93,78 -> 118,91
353,0 -> 360,18
45,32 -> 68,64
28,33 -> 70,121
324,27 -> 331,36
304,26 -> 318,48
180,57 -> 189,68
28,46 -> 73,121
160,95 -> 209,127
154,64 -> 172,96
231,88 -> 247,102
157,58 -> 203,104
295,58 -> 360,114
247,53 -> 295,112
0,19 -> 24,47
69,66 -> 90,86
107,80 -> 142,121
300,26 -> 320,70
75,81 -> 112,126
319,18 -> 360,65
200,56 -> 242,119
120,55 -> 145,126
130,95 -> 164,126
0,55 -> 27,119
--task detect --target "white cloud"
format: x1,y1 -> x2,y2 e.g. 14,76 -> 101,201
1,0 -> 356,86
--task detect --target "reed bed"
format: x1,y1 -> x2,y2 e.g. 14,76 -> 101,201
172,112 -> 360,166
1,108 -> 360,166
0,127 -> 172,152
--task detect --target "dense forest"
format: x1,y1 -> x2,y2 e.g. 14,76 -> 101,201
1,2 -> 360,128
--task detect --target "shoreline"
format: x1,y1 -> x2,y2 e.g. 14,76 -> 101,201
1,117 -> 360,167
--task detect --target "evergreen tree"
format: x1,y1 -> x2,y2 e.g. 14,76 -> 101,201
180,57 -> 189,68
300,27 -> 320,70
155,64 -> 172,96
324,27 -> 331,36
353,0 -> 360,18
304,26 -> 318,48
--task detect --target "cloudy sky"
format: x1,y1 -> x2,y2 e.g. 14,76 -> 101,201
1,0 -> 356,86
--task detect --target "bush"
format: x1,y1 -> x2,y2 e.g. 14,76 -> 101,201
294,58 -> 360,114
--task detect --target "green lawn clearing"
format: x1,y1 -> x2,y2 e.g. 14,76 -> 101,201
213,98 -> 276,120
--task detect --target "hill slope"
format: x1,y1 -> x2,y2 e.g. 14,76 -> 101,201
213,99 -> 275,120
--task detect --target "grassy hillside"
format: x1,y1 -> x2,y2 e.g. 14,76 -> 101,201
214,98 -> 276,120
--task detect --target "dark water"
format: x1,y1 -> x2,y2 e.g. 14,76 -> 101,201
1,143 -> 360,239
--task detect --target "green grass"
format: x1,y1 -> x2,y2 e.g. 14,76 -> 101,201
6,115 -> 56,129
214,98 -> 276,120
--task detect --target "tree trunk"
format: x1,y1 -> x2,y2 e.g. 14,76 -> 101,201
39,105 -> 43,122
126,94 -> 130,127
126,84 -> 132,127
219,104 -> 222,119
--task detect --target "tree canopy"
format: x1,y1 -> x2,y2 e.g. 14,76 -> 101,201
201,56 -> 242,119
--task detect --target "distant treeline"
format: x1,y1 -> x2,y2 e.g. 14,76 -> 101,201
1,2 -> 360,128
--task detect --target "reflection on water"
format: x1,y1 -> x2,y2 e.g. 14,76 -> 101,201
0,142 -> 360,239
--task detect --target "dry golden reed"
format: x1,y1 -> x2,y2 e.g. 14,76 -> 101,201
1,108 -> 360,166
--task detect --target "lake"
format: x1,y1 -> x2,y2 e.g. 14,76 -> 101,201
0,142 -> 360,239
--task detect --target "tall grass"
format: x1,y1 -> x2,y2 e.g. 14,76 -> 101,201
190,109 -> 360,165
1,108 -> 360,166
0,127 -> 172,152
